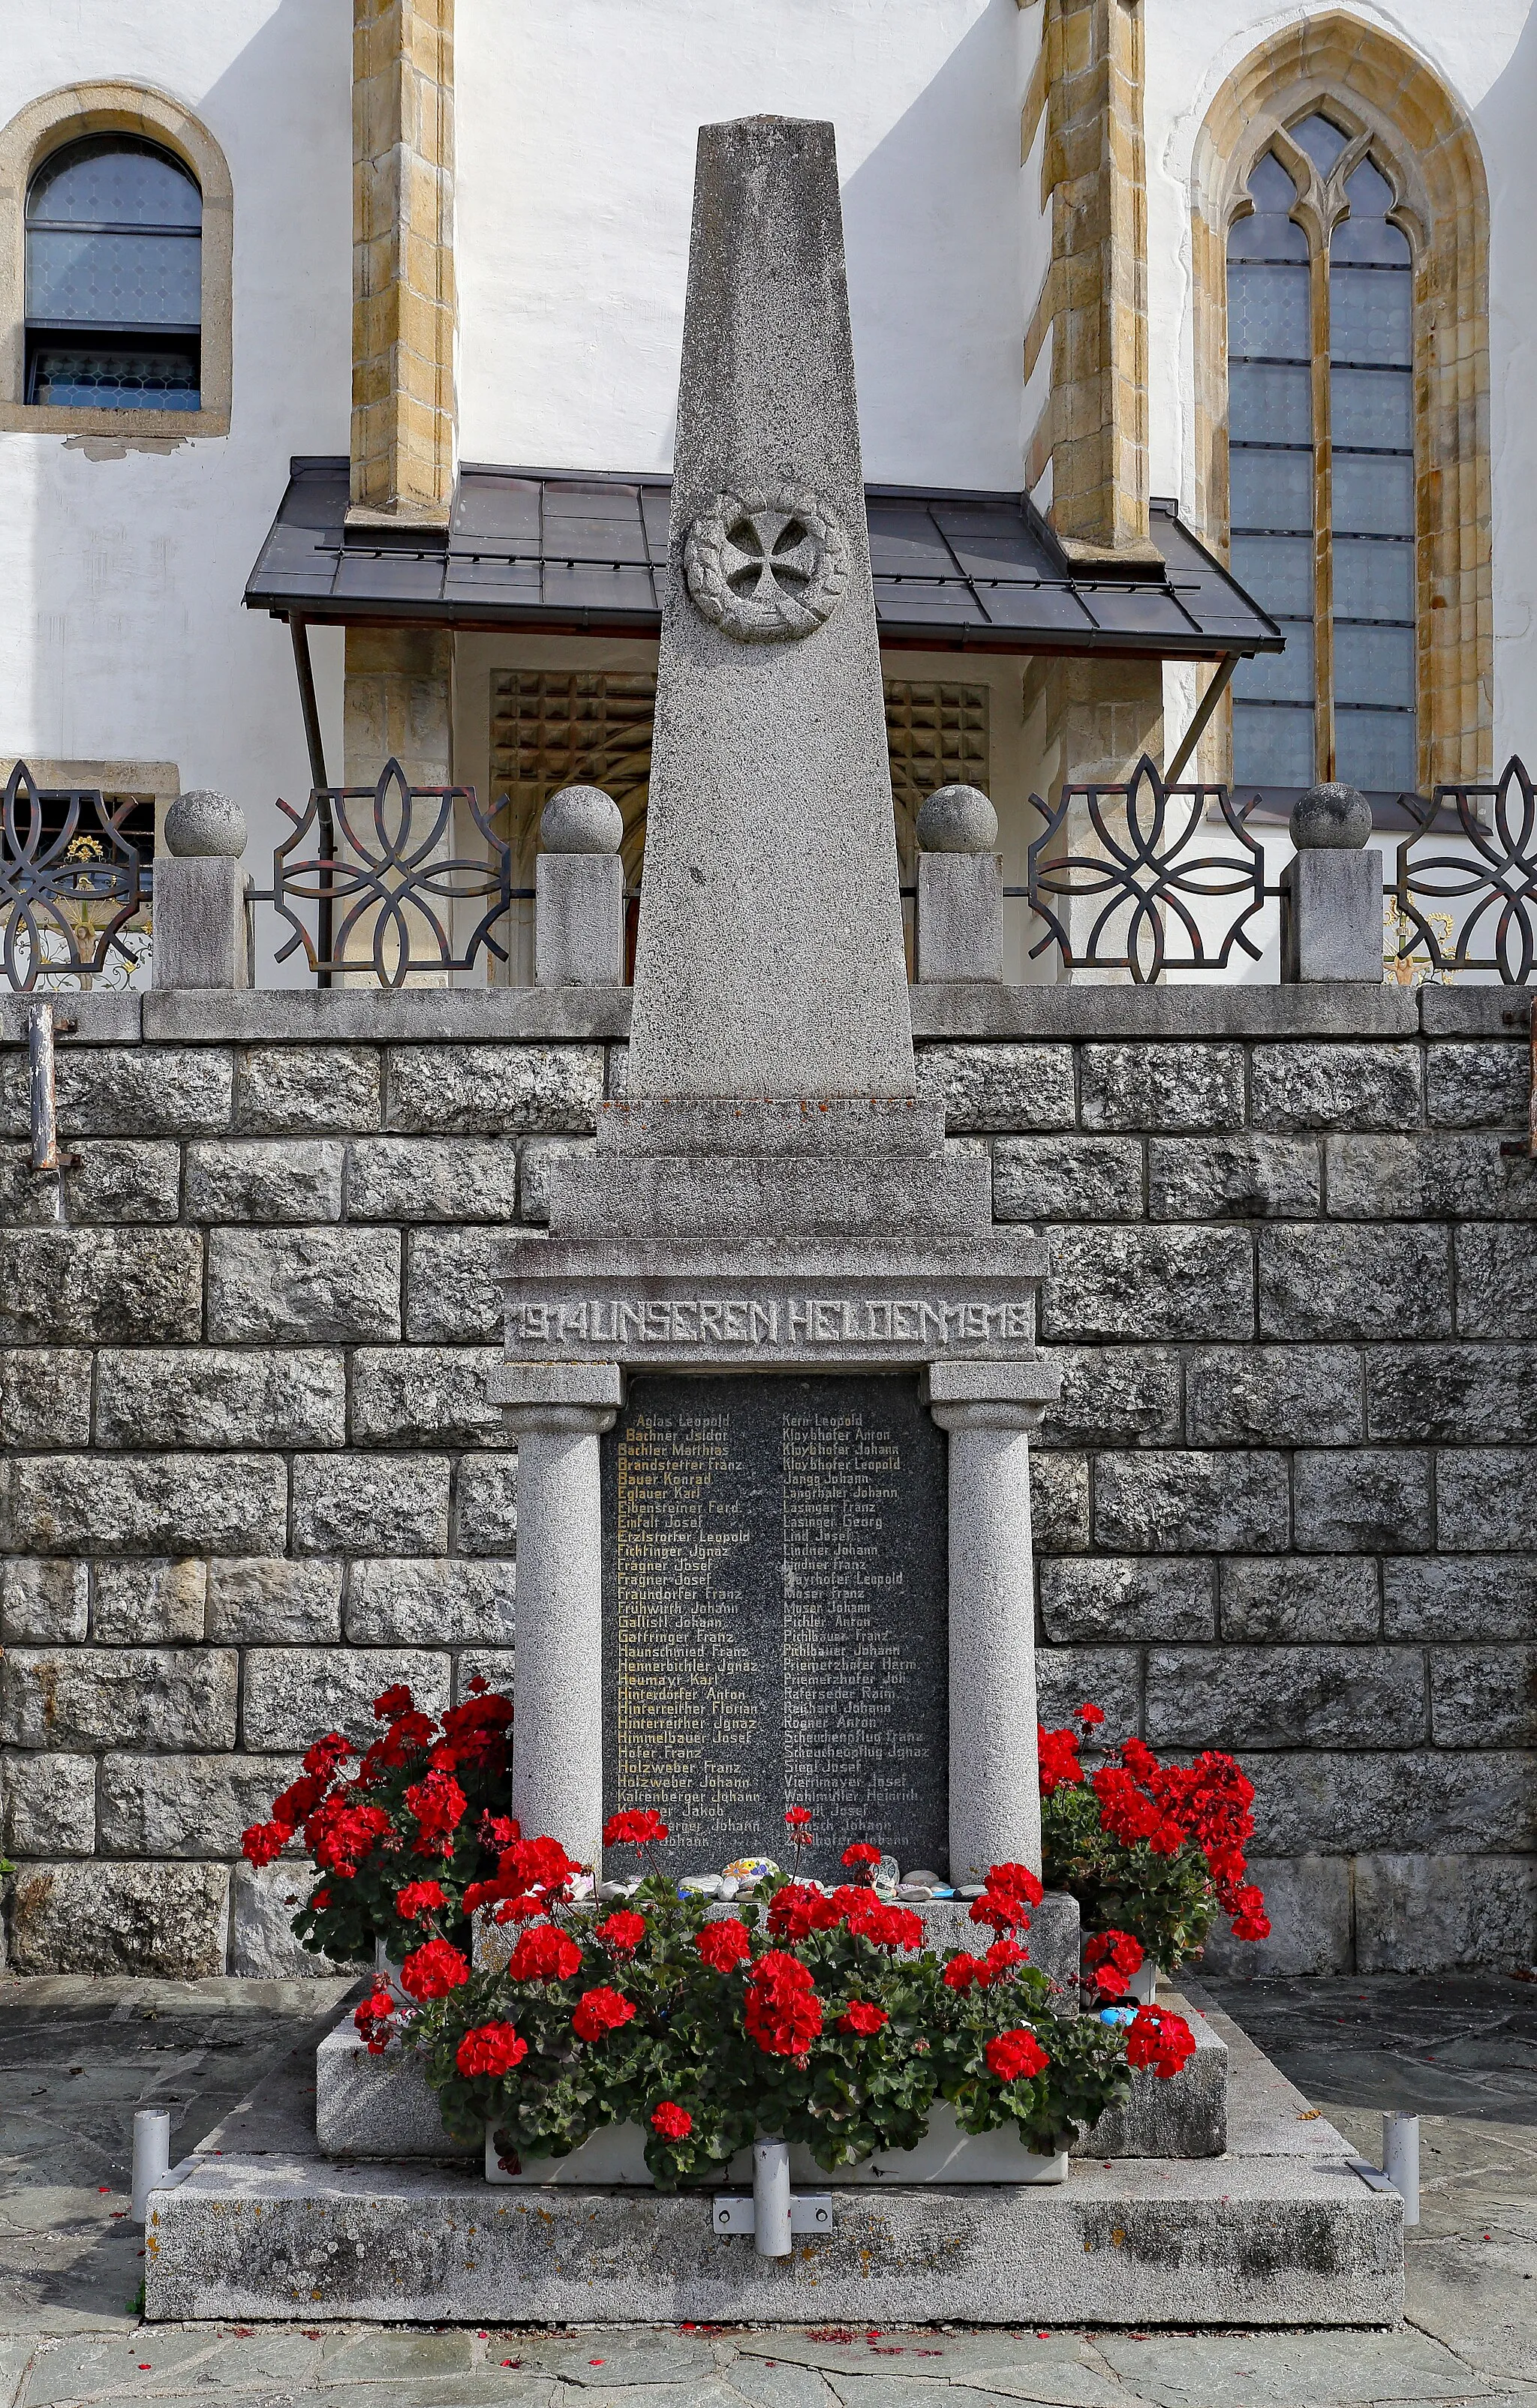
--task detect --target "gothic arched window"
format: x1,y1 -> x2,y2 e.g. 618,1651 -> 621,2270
1226,113 -> 1416,801
25,134 -> 202,410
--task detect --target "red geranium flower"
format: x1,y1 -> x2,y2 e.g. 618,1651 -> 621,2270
456,2022 -> 528,2077
373,1685 -> 415,1722
784,1806 -> 812,1830
985,2028 -> 1049,2083
596,1910 -> 647,1955
837,1999 -> 889,2037
1126,2006 -> 1196,2079
399,1938 -> 470,2001
744,1952 -> 823,2056
987,1862 -> 1045,1907
240,1819 -> 290,1868
841,1842 -> 882,1874
404,1766 -> 468,1854
1075,1700 -> 1106,1727
507,1924 -> 582,1984
1084,1929 -> 1144,1997
572,1986 -> 637,2041
396,1879 -> 447,1922
603,1809 -> 668,1847
943,1951 -> 985,1992
650,2100 -> 693,2140
696,1917 -> 752,1972
1037,1724 -> 1085,1794
353,1986 -> 396,2055
768,1883 -> 839,1941
844,1898 -> 924,1951
302,1732 -> 353,1778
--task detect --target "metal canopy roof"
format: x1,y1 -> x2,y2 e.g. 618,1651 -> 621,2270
245,458 -> 1283,662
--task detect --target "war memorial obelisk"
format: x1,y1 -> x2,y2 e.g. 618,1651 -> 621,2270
494,115 -> 1057,1891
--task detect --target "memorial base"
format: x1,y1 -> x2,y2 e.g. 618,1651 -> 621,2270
144,1991 -> 1402,2327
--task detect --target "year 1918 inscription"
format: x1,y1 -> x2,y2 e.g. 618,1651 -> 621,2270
600,1374 -> 948,1883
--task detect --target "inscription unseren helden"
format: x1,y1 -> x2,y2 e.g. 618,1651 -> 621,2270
515,1295 -> 1032,1347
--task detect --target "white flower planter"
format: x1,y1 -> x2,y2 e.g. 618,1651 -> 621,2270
484,2106 -> 1067,2187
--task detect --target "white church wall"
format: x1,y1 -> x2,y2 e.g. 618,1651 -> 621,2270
0,0 -> 350,936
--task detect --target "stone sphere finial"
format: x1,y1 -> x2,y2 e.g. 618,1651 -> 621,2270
164,789 -> 246,858
1290,781 -> 1371,850
917,783 -> 999,855
540,784 -> 624,855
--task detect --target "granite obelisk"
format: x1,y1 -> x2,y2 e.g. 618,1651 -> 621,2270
627,117 -> 914,1099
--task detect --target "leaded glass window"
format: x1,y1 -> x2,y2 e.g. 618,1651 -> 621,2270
25,137 -> 201,410
1226,115 -> 1417,800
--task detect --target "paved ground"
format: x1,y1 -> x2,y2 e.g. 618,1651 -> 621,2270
0,1967 -> 1532,2407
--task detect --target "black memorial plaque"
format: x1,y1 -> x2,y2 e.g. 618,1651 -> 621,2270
600,1372 -> 948,1882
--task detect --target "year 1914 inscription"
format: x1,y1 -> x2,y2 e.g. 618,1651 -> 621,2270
600,1374 -> 948,1883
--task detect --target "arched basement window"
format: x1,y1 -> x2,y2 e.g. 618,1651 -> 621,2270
1226,113 -> 1417,801
25,135 -> 201,410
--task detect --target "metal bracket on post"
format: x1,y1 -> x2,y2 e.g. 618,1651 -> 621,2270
28,1000 -> 78,1175
711,2193 -> 834,2241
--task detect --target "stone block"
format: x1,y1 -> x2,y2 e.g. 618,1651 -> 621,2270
184,1138 -> 344,1224
1220,1557 -> 1380,1643
3,1452 -> 287,1556
384,1045 -> 604,1134
1029,1452 -> 1089,1552
1259,1225 -> 1451,1341
1426,1041 -> 1527,1129
453,1455 -> 519,1556
1294,1449 -> 1431,1552
1280,845 -> 1383,985
99,1751 -> 300,1857
1455,1225 -> 1537,1337
1094,1452 -> 1290,1553
152,851 -> 248,990
403,1227 -> 504,1343
345,1557 -> 515,1645
206,1556 -> 343,1644
2,1750 -> 96,1856
536,849 -> 626,987
1035,1647 -> 1141,1735
518,1137 -> 595,1225
292,1454 -> 450,1557
207,1228 -> 402,1345
64,1140 -> 182,1222
453,1647 -> 516,1703
0,1146 -> 64,1226
1248,1748 -> 1535,1856
92,1557 -> 206,1643
913,1042 -> 1075,1132
344,1137 -> 520,1222
1043,1227 -> 1253,1342
1250,1043 -> 1421,1132
1199,1856 -> 1352,1978
1437,1448 -> 1537,1550
1,1348 -> 92,1448
0,1228 -> 203,1345
1384,1555 -> 1537,1640
242,1647 -> 450,1749
1080,1044 -> 1245,1133
21,1045 -> 232,1137
350,1347 -> 505,1448
0,1646 -> 238,1750
1366,1343 -> 1537,1443
1040,1556 -> 1214,1643
1145,1646 -> 1426,1749
1325,1133 -> 1535,1222
8,1860 -> 230,1977
1355,1853 -> 1536,1974
230,1859 -> 349,1978
1040,1347 -> 1181,1448
1430,1646 -> 1537,1747
95,1348 -> 347,1449
233,1045 -> 382,1134
993,1136 -> 1143,1223
1147,1135 -> 1320,1222
1187,1345 -> 1361,1448
0,1556 -> 89,1643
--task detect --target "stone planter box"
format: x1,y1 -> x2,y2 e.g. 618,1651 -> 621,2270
484,2108 -> 1069,2187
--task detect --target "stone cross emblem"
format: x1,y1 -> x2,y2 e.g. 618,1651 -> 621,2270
684,486 -> 850,642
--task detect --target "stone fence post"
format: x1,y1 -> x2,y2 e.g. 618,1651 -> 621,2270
535,784 -> 625,987
490,1361 -> 622,1870
926,1357 -> 1059,1884
152,791 -> 250,990
1280,780 -> 1382,982
915,783 -> 1003,982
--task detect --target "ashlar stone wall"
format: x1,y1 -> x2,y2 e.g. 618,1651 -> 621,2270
0,984 -> 1532,1977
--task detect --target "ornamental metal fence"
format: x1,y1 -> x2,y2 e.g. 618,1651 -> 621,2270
5,750 -> 1537,991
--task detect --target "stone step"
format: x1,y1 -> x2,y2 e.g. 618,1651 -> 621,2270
145,2151 -> 1400,2328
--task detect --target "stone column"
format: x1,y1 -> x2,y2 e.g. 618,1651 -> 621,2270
916,783 -> 1003,982
490,1363 -> 621,1871
535,784 -> 625,988
926,1360 -> 1058,1886
1280,781 -> 1382,982
152,792 -> 249,991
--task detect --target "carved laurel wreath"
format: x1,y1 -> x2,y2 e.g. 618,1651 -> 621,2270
683,487 -> 850,643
